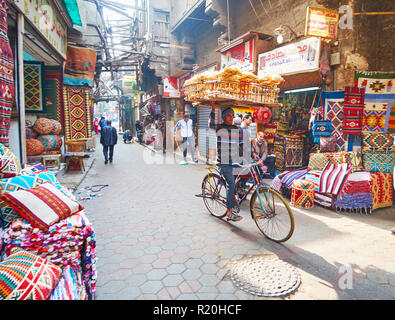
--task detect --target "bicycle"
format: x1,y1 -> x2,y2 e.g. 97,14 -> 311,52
197,162 -> 295,243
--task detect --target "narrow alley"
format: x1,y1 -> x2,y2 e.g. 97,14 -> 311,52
79,140 -> 395,300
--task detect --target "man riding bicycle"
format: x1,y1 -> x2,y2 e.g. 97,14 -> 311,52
209,105 -> 251,222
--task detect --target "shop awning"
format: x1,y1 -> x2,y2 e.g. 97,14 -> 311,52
62,0 -> 82,26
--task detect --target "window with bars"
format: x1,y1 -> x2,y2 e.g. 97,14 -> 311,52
153,10 -> 170,43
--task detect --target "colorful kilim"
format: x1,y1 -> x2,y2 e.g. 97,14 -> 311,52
363,152 -> 395,174
280,169 -> 308,189
362,133 -> 395,153
312,120 -> 332,139
0,144 -> 21,178
64,46 -> 97,87
291,179 -> 315,208
342,87 -> 365,134
323,91 -> 345,151
24,62 -> 45,113
362,110 -> 387,133
44,67 -> 64,122
386,102 -> 395,134
63,85 -> 92,140
308,152 -> 331,171
319,162 -> 352,196
355,71 -> 395,134
0,247 -> 62,300
0,0 -> 15,144
370,172 -> 393,211
263,123 -> 277,144
285,135 -> 304,169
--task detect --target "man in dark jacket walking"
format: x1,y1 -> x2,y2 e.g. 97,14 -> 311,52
100,120 -> 118,164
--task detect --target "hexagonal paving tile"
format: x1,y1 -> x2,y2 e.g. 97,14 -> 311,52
146,269 -> 167,281
199,274 -> 221,287
185,258 -> 203,269
200,263 -> 219,275
152,258 -> 172,269
140,281 -> 163,294
182,269 -> 202,281
166,264 -> 186,274
162,274 -> 184,287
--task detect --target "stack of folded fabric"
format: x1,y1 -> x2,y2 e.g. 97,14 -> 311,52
274,135 -> 286,172
2,211 -> 97,296
334,171 -> 373,214
50,266 -> 88,300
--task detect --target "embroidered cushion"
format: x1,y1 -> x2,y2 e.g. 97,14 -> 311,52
33,118 -> 55,135
20,162 -> 47,175
0,172 -> 71,228
0,247 -> 62,300
291,179 -> 315,208
37,135 -> 60,151
0,182 -> 83,232
0,144 -> 22,179
363,153 -> 395,174
308,153 -> 331,170
26,127 -> 38,139
26,139 -> 45,156
49,119 -> 62,135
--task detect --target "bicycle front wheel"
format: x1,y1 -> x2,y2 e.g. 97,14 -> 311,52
250,188 -> 295,243
201,173 -> 227,218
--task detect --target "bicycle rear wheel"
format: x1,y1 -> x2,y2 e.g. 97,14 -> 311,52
250,188 -> 294,243
201,173 -> 227,218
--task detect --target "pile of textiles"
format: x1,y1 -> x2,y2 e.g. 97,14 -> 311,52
304,170 -> 335,208
0,145 -> 97,299
2,211 -> 97,296
284,135 -> 304,170
370,172 -> 393,211
50,266 -> 88,300
334,171 -> 373,213
319,162 -> 352,196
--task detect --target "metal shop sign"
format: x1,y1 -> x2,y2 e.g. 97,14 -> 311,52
163,77 -> 180,98
258,37 -> 321,76
14,0 -> 68,58
220,39 -> 255,73
305,6 -> 339,40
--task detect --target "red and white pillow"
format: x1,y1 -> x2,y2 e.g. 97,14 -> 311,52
0,182 -> 83,231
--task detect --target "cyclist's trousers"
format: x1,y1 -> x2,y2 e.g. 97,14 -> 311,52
218,164 -> 238,209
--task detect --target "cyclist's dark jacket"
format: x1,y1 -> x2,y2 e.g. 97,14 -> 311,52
210,111 -> 244,165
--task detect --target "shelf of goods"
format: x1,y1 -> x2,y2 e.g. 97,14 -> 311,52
184,67 -> 283,108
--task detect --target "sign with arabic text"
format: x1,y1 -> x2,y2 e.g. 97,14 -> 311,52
258,37 -> 321,77
305,6 -> 339,40
13,0 -> 67,58
163,77 -> 180,98
220,39 -> 255,73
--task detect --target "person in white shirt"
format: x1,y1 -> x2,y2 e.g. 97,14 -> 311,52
174,113 -> 198,163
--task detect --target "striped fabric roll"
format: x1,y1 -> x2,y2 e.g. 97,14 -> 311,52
319,162 -> 352,196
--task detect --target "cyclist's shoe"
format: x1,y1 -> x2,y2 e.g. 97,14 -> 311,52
232,205 -> 240,214
226,212 -> 243,222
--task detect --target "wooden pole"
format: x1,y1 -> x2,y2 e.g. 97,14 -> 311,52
16,13 -> 26,166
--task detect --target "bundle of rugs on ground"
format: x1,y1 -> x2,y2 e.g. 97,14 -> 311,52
272,148 -> 393,214
0,143 -> 97,300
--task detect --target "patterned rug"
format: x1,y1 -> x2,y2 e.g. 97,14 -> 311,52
355,71 -> 395,135
44,67 -> 64,123
63,85 -> 92,140
284,135 -> 304,169
323,91 -> 345,151
0,0 -> 15,145
370,172 -> 393,211
386,102 -> 395,134
64,46 -> 97,87
24,62 -> 44,113
342,87 -> 365,134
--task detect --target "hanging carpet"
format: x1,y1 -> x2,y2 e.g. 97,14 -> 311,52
0,0 -> 15,144
63,85 -> 92,140
24,62 -> 45,113
44,67 -> 64,123
342,86 -> 365,134
64,46 -> 97,87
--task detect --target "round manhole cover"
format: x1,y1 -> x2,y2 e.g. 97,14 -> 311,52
230,256 -> 301,297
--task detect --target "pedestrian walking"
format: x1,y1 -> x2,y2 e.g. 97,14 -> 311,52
93,118 -> 99,134
174,113 -> 198,164
99,116 -> 106,133
100,120 -> 117,164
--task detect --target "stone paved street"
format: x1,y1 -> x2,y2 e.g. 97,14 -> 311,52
78,140 -> 395,300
